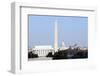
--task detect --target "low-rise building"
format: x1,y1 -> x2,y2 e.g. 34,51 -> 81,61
32,45 -> 54,57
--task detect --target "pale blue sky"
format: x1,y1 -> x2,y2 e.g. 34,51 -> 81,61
28,15 -> 88,48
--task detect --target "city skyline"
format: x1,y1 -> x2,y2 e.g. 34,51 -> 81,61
28,15 -> 88,48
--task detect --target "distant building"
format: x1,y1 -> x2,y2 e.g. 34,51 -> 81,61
59,41 -> 69,50
32,45 -> 54,57
79,47 -> 88,51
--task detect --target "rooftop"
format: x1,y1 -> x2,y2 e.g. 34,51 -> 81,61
33,45 -> 53,49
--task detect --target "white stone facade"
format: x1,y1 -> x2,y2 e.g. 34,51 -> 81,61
32,45 -> 54,57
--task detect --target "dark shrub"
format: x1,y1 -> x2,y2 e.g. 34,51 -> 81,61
53,49 -> 88,59
28,52 -> 38,58
53,50 -> 68,59
71,50 -> 88,59
46,52 -> 53,57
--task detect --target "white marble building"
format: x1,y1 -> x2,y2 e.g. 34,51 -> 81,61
32,45 -> 54,57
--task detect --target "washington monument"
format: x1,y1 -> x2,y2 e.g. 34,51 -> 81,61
54,20 -> 58,53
